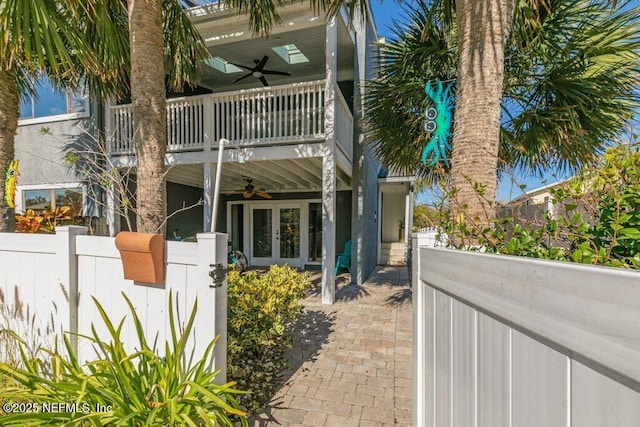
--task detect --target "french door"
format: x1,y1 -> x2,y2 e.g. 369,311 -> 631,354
250,204 -> 302,268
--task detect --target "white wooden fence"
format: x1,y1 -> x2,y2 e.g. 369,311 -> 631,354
413,244 -> 640,426
0,227 -> 227,382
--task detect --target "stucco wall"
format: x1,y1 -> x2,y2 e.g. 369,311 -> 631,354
15,117 -> 95,186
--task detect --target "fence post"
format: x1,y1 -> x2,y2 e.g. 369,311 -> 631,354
196,232 -> 228,384
412,236 -> 428,427
56,226 -> 88,354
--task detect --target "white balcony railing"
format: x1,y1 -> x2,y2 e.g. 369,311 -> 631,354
107,80 -> 327,155
334,89 -> 353,161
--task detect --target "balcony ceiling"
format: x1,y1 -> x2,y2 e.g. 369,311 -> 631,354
191,4 -> 355,92
165,158 -> 351,193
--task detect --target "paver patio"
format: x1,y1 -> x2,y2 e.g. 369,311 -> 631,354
250,266 -> 413,426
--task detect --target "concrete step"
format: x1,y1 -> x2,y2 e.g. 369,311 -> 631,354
381,248 -> 407,256
380,242 -> 407,266
380,258 -> 406,266
381,242 -> 407,250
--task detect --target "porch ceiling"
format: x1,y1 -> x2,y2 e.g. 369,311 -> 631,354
165,158 -> 351,193
192,6 -> 355,92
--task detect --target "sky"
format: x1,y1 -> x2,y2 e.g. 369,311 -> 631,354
369,1 -> 637,204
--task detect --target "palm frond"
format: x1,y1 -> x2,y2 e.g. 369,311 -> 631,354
365,0 -> 640,179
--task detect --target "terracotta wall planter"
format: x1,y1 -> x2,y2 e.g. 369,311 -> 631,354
114,232 -> 165,284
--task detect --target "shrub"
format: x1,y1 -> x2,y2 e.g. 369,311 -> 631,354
442,144 -> 640,269
227,265 -> 311,413
15,206 -> 77,234
0,292 -> 247,426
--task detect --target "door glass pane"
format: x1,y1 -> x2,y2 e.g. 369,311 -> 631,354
308,203 -> 322,262
230,204 -> 244,252
253,209 -> 272,257
280,208 -> 300,259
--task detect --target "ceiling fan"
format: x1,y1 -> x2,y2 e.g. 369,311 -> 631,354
233,178 -> 272,199
230,56 -> 291,87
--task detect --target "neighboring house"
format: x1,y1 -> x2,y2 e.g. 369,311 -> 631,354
498,177 -> 574,223
13,77 -> 104,232
12,1 -> 414,303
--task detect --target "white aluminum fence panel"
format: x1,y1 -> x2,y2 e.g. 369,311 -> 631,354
0,233 -> 76,351
572,360 -> 640,427
434,291 -> 452,427
75,234 -> 224,377
0,230 -> 227,382
477,312 -> 510,427
414,247 -> 640,427
512,330 -> 568,427
451,300 -> 476,427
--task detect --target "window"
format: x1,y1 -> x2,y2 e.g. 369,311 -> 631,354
272,44 -> 309,64
203,57 -> 244,74
19,77 -> 88,123
23,188 -> 83,217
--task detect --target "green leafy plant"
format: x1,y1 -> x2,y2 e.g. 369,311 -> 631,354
441,144 -> 640,269
0,292 -> 247,426
227,265 -> 311,413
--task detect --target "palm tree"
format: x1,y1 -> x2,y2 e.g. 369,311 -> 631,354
450,0 -> 516,228
128,0 -> 206,234
0,0 -> 205,233
0,1 -> 96,232
365,0 -> 640,225
128,0 -> 167,233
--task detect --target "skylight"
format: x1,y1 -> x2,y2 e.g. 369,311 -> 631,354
271,44 -> 310,65
203,57 -> 243,74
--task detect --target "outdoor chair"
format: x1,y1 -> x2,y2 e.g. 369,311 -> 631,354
334,240 -> 352,275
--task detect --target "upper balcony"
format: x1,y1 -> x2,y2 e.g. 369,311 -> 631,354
106,1 -> 362,171
106,79 -> 354,163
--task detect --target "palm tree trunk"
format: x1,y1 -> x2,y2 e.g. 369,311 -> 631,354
450,0 -> 516,237
0,71 -> 19,233
128,0 -> 167,234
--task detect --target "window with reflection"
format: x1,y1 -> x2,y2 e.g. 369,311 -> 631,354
19,77 -> 88,121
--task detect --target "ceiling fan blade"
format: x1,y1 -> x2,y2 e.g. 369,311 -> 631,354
228,62 -> 254,71
256,55 -> 269,70
243,191 -> 253,199
256,191 -> 272,199
259,76 -> 269,87
232,73 -> 253,84
262,70 -> 291,76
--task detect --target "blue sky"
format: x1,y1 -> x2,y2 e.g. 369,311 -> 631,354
369,1 -> 637,204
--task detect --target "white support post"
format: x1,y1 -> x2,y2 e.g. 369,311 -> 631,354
195,232 -> 228,384
351,8 -> 368,286
56,226 -> 88,355
322,17 -> 338,305
106,184 -> 121,236
203,162 -> 213,232
412,238 -> 426,426
105,98 -> 113,154
202,100 -> 214,232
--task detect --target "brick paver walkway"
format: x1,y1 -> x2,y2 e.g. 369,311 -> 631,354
251,266 -> 412,426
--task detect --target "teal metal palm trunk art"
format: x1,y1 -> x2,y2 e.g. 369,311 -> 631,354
422,80 -> 454,166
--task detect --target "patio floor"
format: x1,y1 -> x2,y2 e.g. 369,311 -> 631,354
250,266 -> 413,426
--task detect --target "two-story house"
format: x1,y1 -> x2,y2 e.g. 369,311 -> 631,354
13,0 -> 414,304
